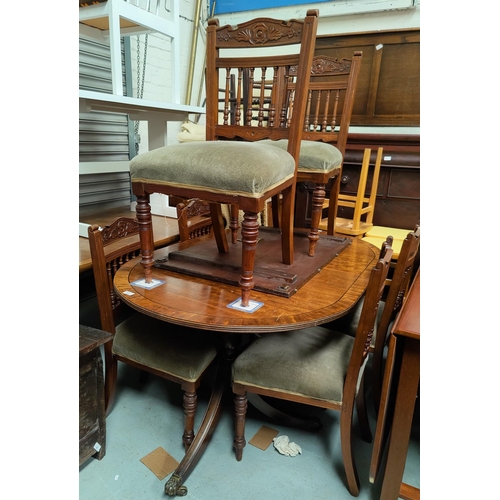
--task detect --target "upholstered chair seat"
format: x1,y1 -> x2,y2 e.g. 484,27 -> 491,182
113,314 -> 217,383
233,326 -> 354,404
130,141 -> 296,199
259,138 -> 342,175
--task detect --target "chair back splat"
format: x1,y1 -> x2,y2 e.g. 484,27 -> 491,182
129,11 -> 319,307
231,238 -> 393,496
88,217 -> 217,449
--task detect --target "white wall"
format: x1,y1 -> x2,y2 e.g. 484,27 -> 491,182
132,0 -> 210,152
133,0 -> 420,150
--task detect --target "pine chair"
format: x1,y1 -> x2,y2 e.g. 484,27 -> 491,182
232,239 -> 393,497
362,225 -> 414,261
324,147 -> 383,237
88,217 -> 218,450
129,11 -> 319,307
259,52 -> 363,256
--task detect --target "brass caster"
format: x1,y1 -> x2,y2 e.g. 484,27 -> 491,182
165,474 -> 188,496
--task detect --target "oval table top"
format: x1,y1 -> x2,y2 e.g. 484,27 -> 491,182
113,236 -> 379,334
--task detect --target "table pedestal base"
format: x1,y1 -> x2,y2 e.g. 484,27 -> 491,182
165,361 -> 226,496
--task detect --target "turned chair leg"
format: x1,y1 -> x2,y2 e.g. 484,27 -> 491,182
135,194 -> 155,283
240,212 -> 259,307
182,390 -> 197,450
308,183 -> 326,257
234,393 -> 248,461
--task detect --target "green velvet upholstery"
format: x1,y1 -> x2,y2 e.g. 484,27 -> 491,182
113,313 -> 218,383
232,326 -> 354,405
259,139 -> 342,173
130,141 -> 295,198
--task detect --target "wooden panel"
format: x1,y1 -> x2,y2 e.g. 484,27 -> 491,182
387,169 -> 420,199
315,29 -> 420,126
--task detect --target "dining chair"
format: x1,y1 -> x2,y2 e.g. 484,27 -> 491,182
129,11 -> 319,307
259,52 -> 363,256
231,239 -> 393,497
321,147 -> 382,238
176,198 -> 215,242
327,224 -> 420,412
88,217 -> 218,450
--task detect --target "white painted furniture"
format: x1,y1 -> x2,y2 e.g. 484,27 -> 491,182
79,90 -> 205,223
79,0 -> 181,101
79,1 -> 206,221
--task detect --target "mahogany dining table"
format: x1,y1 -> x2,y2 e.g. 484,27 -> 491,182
113,231 -> 380,496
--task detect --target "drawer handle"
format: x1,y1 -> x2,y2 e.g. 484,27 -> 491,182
341,175 -> 349,184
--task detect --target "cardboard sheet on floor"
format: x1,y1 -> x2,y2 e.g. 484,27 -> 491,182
249,425 -> 279,451
140,446 -> 179,480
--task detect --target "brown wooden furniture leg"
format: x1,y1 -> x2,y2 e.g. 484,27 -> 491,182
229,204 -> 240,244
209,203 -> 229,253
164,335 -> 236,497
135,194 -> 155,283
399,482 -> 420,500
379,337 -> 419,499
369,332 -> 399,482
233,393 -> 247,461
327,174 -> 340,235
307,183 -> 326,256
239,211 -> 259,307
164,360 -> 226,496
280,184 -> 295,266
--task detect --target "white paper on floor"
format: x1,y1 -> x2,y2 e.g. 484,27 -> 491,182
273,435 -> 302,457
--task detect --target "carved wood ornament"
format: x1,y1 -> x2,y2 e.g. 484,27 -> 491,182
101,218 -> 139,244
217,19 -> 302,46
